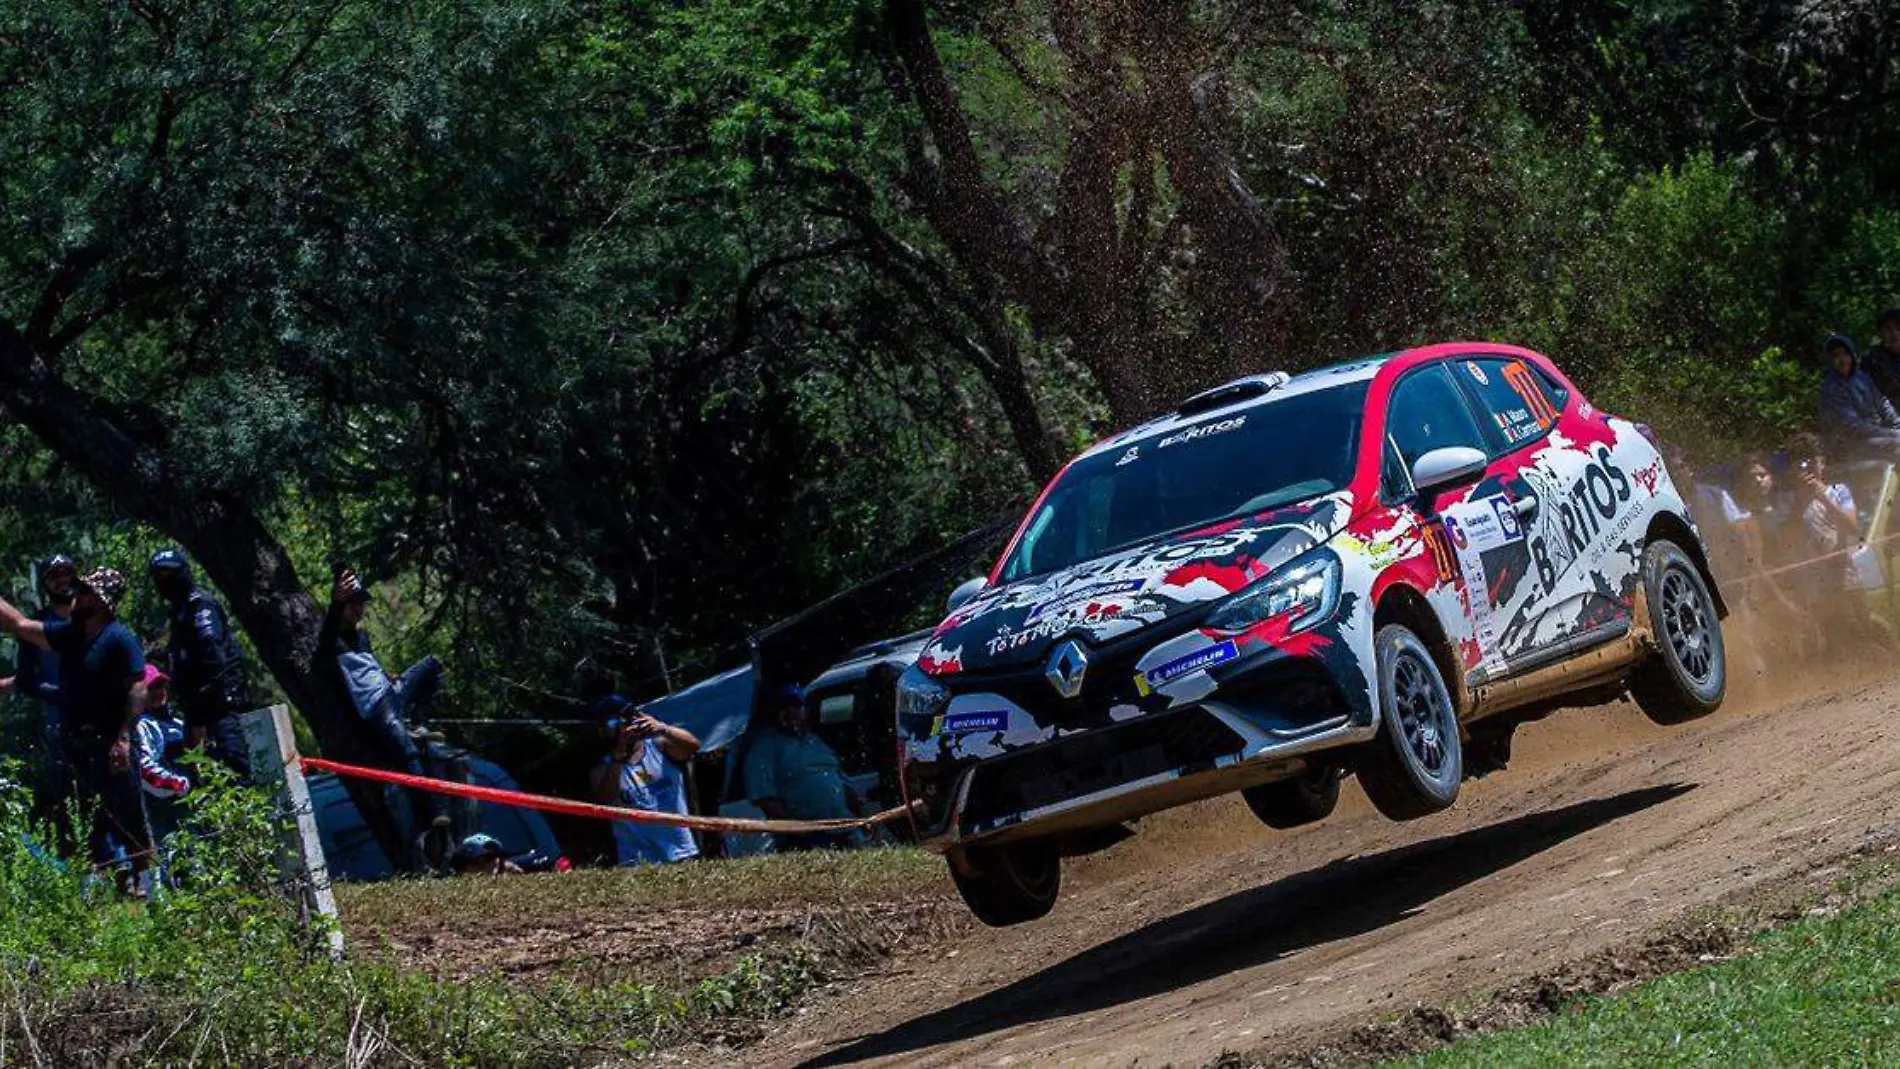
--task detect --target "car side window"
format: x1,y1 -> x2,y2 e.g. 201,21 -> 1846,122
1385,364 -> 1490,471
1454,357 -> 1563,454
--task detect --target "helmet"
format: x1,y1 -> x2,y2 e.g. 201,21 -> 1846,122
38,554 -> 76,597
148,547 -> 192,583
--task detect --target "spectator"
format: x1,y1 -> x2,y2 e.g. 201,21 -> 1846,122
319,567 -> 451,867
130,664 -> 192,890
0,568 -> 148,874
1783,433 -> 1890,652
1663,447 -> 1751,574
450,833 -> 523,876
1731,455 -> 1811,640
1819,333 -> 1900,462
742,685 -> 861,852
588,694 -> 701,868
1862,307 -> 1900,405
147,549 -> 253,779
0,554 -> 78,849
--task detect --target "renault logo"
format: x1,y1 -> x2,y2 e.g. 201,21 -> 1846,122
1046,640 -> 1089,698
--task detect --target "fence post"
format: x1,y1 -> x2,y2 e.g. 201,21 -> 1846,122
240,704 -> 345,959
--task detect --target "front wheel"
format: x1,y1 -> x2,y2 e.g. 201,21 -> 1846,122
948,842 -> 1061,927
1241,767 -> 1341,829
1630,538 -> 1726,725
1358,624 -> 1462,821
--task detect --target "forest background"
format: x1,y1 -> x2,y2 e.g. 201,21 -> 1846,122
0,0 -> 1895,817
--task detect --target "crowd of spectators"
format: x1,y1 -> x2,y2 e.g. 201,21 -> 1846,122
1674,310 -> 1900,658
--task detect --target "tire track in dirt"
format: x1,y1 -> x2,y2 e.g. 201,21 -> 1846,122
757,666 -> 1900,1068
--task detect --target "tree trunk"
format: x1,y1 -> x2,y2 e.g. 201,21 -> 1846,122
0,323 -> 412,867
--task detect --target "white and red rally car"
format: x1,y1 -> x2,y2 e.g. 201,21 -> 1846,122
897,343 -> 1727,925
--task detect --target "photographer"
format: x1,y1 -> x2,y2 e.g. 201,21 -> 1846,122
588,694 -> 701,868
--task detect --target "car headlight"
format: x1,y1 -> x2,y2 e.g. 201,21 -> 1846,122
895,665 -> 950,738
1204,548 -> 1341,635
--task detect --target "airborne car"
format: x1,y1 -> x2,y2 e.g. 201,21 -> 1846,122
897,343 -> 1726,926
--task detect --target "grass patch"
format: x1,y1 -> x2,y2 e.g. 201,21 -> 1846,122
1399,873 -> 1900,1066
336,843 -> 950,929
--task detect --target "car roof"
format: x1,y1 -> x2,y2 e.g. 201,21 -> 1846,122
1080,354 -> 1393,461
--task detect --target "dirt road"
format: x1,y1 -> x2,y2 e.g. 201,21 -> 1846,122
760,667 -> 1900,1068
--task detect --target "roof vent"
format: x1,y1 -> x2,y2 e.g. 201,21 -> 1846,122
1173,372 -> 1290,417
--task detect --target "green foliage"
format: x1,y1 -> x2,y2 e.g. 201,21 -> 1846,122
0,767 -> 846,1064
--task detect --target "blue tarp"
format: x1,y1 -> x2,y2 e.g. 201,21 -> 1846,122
309,754 -> 562,881
641,663 -> 754,754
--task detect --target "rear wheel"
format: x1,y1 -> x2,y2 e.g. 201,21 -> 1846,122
1241,767 -> 1341,829
1630,538 -> 1726,725
948,842 -> 1061,927
1359,624 -> 1462,821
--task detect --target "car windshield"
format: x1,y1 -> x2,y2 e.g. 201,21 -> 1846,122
997,381 -> 1369,582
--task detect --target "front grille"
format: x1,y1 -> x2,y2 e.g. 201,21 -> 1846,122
958,708 -> 1246,832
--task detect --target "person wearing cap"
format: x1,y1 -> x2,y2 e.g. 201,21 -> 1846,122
147,548 -> 252,779
589,693 -> 701,867
1861,308 -> 1900,406
130,664 -> 192,890
0,567 -> 148,871
741,685 -> 862,853
450,833 -> 524,876
0,554 -> 79,848
318,567 -> 452,866
1818,332 -> 1900,463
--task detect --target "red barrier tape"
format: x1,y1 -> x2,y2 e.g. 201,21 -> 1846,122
298,756 -> 915,835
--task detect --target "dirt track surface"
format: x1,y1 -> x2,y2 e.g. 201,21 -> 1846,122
754,667 -> 1900,1068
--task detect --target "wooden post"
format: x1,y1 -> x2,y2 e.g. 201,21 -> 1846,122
240,704 -> 345,958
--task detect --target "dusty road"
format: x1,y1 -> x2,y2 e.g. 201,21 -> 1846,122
759,665 -> 1900,1068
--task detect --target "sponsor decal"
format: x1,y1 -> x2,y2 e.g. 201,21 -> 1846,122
1134,639 -> 1239,695
1159,415 -> 1246,449
934,710 -> 1008,736
1491,496 -> 1523,540
1066,531 -> 1257,584
1528,444 -> 1634,594
1631,460 -> 1662,496
1502,361 -> 1559,427
1023,579 -> 1146,625
1446,502 -> 1519,552
1465,361 -> 1490,385
1116,446 -> 1140,466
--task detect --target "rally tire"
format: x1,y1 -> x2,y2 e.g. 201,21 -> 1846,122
1359,624 -> 1462,821
1241,767 -> 1341,829
948,843 -> 1061,927
1630,538 -> 1726,725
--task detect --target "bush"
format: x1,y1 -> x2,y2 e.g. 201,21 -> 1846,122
0,764 -> 829,1065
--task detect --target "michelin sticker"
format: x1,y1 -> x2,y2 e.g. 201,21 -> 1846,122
935,710 -> 1008,736
1134,640 -> 1239,696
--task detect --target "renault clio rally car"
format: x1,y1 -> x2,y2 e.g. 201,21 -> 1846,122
897,342 -> 1728,926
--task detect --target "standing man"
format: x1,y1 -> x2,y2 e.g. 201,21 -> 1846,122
0,554 -> 78,846
1861,308 -> 1900,405
319,568 -> 452,866
147,549 -> 252,778
589,693 -> 702,867
0,568 -> 147,872
742,685 -> 862,852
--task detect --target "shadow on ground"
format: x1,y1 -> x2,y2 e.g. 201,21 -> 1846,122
801,782 -> 1697,1067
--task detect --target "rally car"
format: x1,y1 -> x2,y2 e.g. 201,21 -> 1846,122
897,342 -> 1727,926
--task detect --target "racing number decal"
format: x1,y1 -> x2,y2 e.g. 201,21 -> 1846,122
1422,523 -> 1457,583
1503,361 -> 1558,428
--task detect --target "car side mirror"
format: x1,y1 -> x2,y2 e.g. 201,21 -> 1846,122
1410,446 -> 1488,497
946,575 -> 989,614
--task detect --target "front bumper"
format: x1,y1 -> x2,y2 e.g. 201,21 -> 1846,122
903,639 -> 1378,851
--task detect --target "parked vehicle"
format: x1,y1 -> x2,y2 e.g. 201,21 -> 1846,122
897,343 -> 1728,925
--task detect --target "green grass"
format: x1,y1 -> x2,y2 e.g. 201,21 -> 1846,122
1404,882 -> 1900,1066
336,844 -> 950,929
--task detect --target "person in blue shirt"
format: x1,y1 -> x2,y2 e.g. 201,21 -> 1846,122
1,554 -> 78,849
588,694 -> 701,867
742,685 -> 862,852
319,567 -> 451,867
0,567 -> 148,872
130,663 -> 192,894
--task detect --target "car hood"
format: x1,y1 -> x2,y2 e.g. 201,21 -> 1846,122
917,492 -> 1355,677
